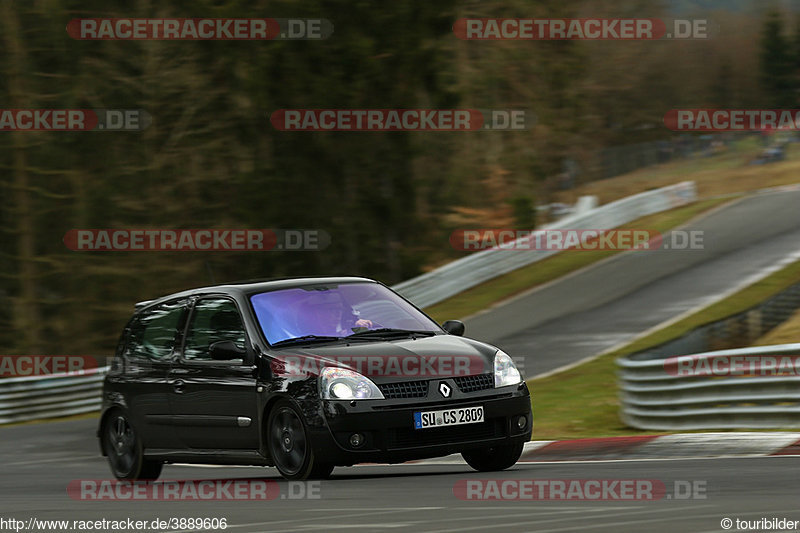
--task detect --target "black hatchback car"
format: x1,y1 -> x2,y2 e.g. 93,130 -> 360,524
99,277 -> 532,480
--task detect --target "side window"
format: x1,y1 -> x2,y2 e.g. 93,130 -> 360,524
125,299 -> 188,361
183,298 -> 246,361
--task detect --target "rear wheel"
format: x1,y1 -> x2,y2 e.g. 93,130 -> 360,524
462,441 -> 524,472
267,400 -> 333,480
101,410 -> 163,480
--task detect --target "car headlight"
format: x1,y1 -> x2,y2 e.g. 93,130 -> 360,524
320,367 -> 385,400
493,350 -> 522,387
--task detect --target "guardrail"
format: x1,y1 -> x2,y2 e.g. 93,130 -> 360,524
618,344 -> 800,430
0,367 -> 108,425
393,181 -> 697,309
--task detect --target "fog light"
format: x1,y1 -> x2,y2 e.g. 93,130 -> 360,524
349,433 -> 364,448
517,416 -> 527,430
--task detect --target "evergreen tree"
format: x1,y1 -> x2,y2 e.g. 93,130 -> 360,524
759,11 -> 794,107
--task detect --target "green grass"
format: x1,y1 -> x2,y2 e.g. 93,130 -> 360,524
424,196 -> 735,323
528,258 -> 800,440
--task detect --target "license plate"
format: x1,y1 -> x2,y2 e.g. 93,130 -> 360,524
413,406 -> 484,429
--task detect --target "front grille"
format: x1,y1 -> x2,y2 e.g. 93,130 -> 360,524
386,417 -> 506,449
378,380 -> 429,399
454,373 -> 494,393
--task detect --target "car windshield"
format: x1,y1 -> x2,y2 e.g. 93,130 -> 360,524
250,282 -> 441,345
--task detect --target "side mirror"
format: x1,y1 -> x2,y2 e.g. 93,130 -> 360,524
209,340 -> 246,360
442,320 -> 465,336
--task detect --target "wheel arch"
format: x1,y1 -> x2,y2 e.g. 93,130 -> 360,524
260,393 -> 294,459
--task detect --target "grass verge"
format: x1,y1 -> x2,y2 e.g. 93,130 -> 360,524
528,257 -> 800,441
424,196 -> 734,323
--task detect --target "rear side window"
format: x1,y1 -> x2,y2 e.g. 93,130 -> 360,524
125,299 -> 188,361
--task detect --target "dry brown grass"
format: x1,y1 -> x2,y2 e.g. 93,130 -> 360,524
554,141 -> 800,205
754,309 -> 800,346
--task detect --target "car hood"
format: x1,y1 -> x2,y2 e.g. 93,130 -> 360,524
268,334 -> 499,383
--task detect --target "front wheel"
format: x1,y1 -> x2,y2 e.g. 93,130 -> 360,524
267,400 -> 334,480
101,410 -> 163,480
462,441 -> 524,472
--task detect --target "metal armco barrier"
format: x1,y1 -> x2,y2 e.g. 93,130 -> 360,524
619,279 -> 800,430
619,344 -> 800,430
393,181 -> 697,309
0,367 -> 108,425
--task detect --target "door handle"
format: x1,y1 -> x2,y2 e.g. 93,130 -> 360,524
171,379 -> 185,394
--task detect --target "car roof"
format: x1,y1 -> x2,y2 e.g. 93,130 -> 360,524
134,276 -> 378,312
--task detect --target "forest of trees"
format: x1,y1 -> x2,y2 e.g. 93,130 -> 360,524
2,0 -> 800,355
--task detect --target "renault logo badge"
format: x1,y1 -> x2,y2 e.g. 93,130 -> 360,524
438,382 -> 452,398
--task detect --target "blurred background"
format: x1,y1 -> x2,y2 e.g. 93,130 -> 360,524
1,0 -> 799,356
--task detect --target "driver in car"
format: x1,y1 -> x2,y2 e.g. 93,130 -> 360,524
310,295 -> 373,337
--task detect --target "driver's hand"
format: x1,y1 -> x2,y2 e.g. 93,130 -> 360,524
354,318 -> 373,328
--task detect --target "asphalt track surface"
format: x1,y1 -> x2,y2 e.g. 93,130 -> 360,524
465,188 -> 800,376
2,418 -> 800,533
5,189 -> 800,532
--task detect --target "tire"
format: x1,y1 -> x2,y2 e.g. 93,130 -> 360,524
101,410 -> 163,481
267,399 -> 334,480
462,441 -> 524,472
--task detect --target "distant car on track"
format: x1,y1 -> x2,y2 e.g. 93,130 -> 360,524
750,146 -> 785,165
98,277 -> 532,480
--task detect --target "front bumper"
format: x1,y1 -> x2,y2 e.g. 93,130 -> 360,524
309,381 -> 532,465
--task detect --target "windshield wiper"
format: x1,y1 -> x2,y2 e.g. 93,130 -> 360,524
346,328 -> 436,339
270,335 -> 343,348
